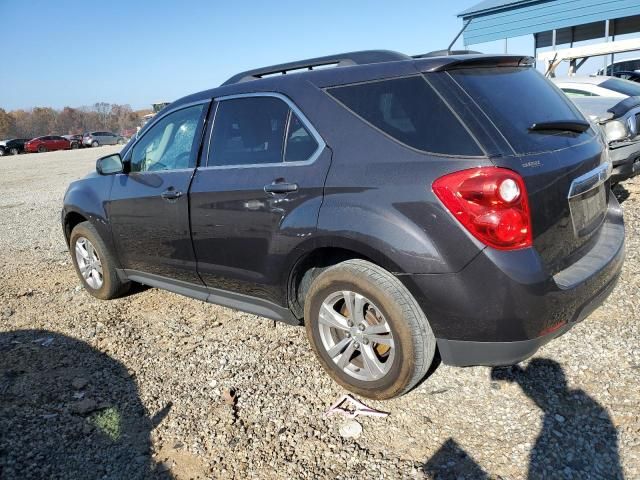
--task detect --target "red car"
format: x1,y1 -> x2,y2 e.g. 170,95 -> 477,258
25,135 -> 71,153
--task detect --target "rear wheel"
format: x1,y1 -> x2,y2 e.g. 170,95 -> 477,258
0,148 -> 5,156
37,145 -> 46,153
71,142 -> 79,149
92,140 -> 99,147
304,259 -> 436,400
69,221 -> 130,300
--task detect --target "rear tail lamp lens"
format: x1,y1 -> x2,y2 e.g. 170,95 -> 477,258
433,167 -> 532,250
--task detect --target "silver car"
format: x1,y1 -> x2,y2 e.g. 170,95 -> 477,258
82,131 -> 126,147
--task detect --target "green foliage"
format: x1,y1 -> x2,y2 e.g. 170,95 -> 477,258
90,407 -> 122,442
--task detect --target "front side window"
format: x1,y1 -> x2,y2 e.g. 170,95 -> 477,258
130,104 -> 204,173
209,97 -> 289,167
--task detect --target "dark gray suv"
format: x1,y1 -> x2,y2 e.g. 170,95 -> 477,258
62,51 -> 624,399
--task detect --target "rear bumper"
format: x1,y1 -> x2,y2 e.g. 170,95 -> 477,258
436,269 -> 620,366
399,194 -> 625,366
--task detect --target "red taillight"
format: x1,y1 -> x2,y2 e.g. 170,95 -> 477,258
433,167 -> 532,250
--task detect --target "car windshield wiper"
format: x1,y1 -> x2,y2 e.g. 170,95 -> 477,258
528,120 -> 590,133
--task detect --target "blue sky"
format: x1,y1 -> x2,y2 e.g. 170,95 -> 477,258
0,0 -> 627,111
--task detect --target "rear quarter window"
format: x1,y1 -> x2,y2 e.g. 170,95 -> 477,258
326,76 -> 482,156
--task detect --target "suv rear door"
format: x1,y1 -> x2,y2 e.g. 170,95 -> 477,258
108,102 -> 209,283
190,93 -> 331,304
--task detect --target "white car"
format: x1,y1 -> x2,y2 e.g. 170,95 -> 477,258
552,76 -> 640,98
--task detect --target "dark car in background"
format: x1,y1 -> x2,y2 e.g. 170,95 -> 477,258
25,136 -> 71,153
83,131 -> 126,147
62,50 -> 624,399
63,134 -> 83,149
0,138 -> 31,156
570,96 -> 640,183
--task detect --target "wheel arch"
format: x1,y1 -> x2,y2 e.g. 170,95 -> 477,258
285,236 -> 403,319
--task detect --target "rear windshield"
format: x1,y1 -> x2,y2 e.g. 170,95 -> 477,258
326,76 -> 482,156
600,78 -> 640,97
448,67 -> 593,154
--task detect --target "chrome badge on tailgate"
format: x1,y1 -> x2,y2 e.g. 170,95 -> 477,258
568,163 -> 611,238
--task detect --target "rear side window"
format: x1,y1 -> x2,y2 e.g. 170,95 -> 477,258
209,97 -> 289,166
326,76 -> 482,156
448,67 -> 593,154
285,114 -> 318,162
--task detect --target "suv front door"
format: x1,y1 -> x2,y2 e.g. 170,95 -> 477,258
190,94 -> 331,305
108,102 -> 209,284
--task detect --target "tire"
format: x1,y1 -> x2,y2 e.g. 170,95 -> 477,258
71,142 -> 79,149
0,148 -> 5,156
9,148 -> 19,155
37,145 -> 46,153
69,221 -> 130,300
304,259 -> 436,400
92,141 -> 99,147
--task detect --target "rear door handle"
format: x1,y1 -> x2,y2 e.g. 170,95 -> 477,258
161,189 -> 183,200
264,182 -> 298,194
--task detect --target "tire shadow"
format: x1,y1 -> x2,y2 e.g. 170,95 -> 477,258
0,329 -> 172,479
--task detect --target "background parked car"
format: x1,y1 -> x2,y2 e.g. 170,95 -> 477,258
569,96 -> 640,183
0,138 -> 31,156
598,57 -> 640,76
552,75 -> 640,98
612,71 -> 640,83
62,134 -> 83,149
24,136 -> 71,153
82,131 -> 126,147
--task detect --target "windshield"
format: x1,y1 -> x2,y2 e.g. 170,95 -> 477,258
600,78 -> 640,97
447,67 -> 593,154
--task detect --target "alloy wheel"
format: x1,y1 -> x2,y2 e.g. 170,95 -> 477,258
318,291 -> 395,381
75,237 -> 104,289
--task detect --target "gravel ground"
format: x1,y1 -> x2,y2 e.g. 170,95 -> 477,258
0,147 -> 639,479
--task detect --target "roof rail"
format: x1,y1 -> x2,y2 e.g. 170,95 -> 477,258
221,50 -> 411,86
413,49 -> 482,58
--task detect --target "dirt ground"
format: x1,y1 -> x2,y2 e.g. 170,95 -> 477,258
1,147 -> 639,479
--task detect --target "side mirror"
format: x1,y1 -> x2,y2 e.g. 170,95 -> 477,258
96,153 -> 124,175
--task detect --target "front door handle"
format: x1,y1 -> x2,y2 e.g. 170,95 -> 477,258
264,182 -> 298,194
161,189 -> 183,200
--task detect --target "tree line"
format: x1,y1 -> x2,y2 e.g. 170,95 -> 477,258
0,103 -> 147,139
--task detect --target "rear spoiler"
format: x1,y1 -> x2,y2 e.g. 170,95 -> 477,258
419,54 -> 535,72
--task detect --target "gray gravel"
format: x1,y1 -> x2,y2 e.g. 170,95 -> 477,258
0,148 -> 639,479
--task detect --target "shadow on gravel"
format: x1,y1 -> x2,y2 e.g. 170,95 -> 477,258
423,358 -> 622,480
0,330 -> 172,479
492,358 -> 622,480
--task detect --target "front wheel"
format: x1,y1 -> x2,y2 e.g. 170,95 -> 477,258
304,259 -> 436,400
69,221 -> 130,300
37,145 -> 46,153
9,148 -> 19,155
92,141 -> 99,147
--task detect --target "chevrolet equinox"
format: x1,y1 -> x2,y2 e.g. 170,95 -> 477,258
62,51 -> 625,399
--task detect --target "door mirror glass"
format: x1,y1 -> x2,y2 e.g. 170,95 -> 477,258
96,153 -> 123,175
